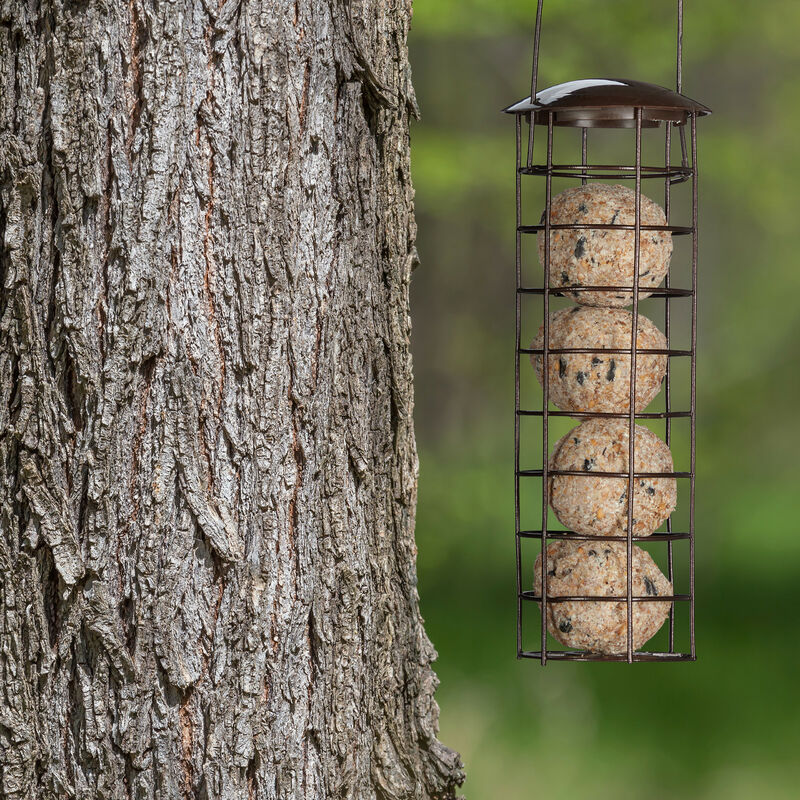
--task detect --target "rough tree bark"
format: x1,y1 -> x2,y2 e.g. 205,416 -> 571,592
0,1 -> 464,798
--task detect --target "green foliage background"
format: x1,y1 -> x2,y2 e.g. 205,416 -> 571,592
408,2 -> 800,797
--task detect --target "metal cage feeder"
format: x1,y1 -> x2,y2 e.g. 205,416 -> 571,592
508,1 -> 710,664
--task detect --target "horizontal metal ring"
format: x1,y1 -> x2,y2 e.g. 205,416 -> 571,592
520,347 -> 692,356
520,223 -> 693,234
518,651 -> 695,662
517,469 -> 692,478
516,530 -> 691,542
518,286 -> 693,297
516,410 -> 691,420
521,591 -> 690,603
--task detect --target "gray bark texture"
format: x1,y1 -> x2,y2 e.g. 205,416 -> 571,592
0,1 -> 464,798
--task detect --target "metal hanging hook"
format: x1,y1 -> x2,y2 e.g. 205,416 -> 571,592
530,0 -> 685,100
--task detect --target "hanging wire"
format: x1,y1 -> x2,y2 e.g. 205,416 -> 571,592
529,0 -> 686,98
677,0 -> 684,93
526,0 -> 544,167
530,0 -> 545,101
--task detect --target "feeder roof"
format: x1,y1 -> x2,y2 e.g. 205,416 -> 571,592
504,78 -> 710,127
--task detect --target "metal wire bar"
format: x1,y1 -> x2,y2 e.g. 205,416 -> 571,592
519,413 -> 688,423
626,108 -> 641,663
522,593 -> 690,603
519,469 -> 692,479
515,115 -> 523,658
520,651 -> 694,662
530,0 -> 544,102
521,347 -> 691,356
519,531 -> 691,542
664,120 -> 676,651
581,129 -> 588,185
539,112 -> 554,665
523,172 -> 691,184
523,163 -> 690,173
690,111 -> 698,658
527,1 -> 544,166
527,0 -> 685,99
520,223 -> 692,234
521,163 -> 692,179
518,287 -> 693,297
679,123 -> 689,167
677,0 -> 684,93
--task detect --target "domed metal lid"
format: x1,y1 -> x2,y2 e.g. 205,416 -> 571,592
503,78 -> 711,128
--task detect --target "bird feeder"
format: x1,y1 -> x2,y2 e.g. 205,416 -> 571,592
508,1 -> 710,663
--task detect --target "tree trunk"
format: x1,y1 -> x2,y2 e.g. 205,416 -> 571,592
0,2 -> 463,798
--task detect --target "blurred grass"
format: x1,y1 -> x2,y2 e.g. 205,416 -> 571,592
408,1 -> 800,797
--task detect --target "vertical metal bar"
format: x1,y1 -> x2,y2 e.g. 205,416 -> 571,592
664,126 -> 672,221
581,127 -> 588,185
515,115 -> 523,658
690,111 -> 698,659
527,115 -> 536,170
626,108 -> 643,664
527,118 -> 536,170
540,112 -> 554,665
677,0 -> 684,93
664,122 -> 675,652
679,124 -> 689,169
527,0 -> 545,167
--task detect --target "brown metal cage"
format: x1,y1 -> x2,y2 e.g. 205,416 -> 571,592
508,0 -> 710,664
